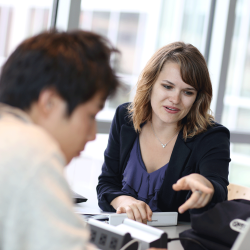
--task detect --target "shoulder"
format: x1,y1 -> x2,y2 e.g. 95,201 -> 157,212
0,121 -> 67,206
115,102 -> 130,118
0,121 -> 65,172
24,124 -> 63,156
184,122 -> 230,152
200,122 -> 230,139
113,102 -> 133,127
186,122 -> 230,142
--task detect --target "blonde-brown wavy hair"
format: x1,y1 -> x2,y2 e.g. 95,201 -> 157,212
128,42 -> 214,140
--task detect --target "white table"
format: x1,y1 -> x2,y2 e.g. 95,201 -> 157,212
75,199 -> 191,250
157,223 -> 191,250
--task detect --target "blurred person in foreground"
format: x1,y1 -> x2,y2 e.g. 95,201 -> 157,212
97,42 -> 230,223
0,30 -> 121,250
0,29 -> 167,250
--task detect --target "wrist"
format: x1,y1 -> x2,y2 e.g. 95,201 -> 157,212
110,195 -> 135,209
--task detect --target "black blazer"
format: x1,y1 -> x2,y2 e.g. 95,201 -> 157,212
97,103 -> 230,221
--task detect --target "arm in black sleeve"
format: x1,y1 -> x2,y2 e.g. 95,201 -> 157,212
96,104 -> 134,211
190,124 -> 230,213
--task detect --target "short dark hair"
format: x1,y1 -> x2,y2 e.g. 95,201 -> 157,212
0,30 -> 119,114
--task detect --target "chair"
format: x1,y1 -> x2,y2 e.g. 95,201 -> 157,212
228,183 -> 250,201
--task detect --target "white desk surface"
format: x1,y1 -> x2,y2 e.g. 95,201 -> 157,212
74,198 -> 191,250
157,223 -> 191,250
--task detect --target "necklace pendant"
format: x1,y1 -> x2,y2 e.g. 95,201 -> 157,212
151,122 -> 179,149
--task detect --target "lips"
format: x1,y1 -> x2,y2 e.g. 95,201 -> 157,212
164,106 -> 180,114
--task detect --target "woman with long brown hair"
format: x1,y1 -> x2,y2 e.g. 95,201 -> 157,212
97,42 -> 230,222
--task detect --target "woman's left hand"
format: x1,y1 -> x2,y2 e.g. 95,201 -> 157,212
172,173 -> 214,214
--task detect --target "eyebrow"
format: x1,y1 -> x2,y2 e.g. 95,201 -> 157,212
162,80 -> 196,91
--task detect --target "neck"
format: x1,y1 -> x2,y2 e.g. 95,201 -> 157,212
151,116 -> 180,140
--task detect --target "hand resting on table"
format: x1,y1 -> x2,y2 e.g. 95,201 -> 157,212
111,195 -> 152,224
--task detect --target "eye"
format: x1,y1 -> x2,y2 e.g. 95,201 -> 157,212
184,91 -> 194,96
163,84 -> 173,90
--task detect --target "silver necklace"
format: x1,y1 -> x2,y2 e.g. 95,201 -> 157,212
150,122 -> 179,148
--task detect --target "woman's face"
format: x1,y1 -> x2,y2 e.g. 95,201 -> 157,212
150,62 -> 197,126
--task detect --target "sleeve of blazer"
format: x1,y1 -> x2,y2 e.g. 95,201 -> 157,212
190,124 -> 230,213
97,104 -> 133,211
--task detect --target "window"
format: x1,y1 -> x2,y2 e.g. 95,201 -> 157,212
0,6 -> 12,61
28,8 -> 50,37
219,0 -> 250,187
222,0 -> 250,133
158,0 -> 212,54
229,143 -> 250,187
0,0 -> 54,69
79,0 -> 213,123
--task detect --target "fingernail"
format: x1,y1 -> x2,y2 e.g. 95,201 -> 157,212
179,208 -> 183,214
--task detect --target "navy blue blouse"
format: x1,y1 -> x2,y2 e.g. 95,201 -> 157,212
121,136 -> 168,212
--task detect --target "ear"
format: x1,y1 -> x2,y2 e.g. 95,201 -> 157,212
36,88 -> 58,117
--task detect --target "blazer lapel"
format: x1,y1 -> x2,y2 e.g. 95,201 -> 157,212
120,124 -> 137,173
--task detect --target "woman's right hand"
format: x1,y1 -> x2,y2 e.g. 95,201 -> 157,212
110,195 -> 152,224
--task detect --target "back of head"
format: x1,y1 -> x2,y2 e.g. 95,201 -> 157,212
0,30 -> 119,114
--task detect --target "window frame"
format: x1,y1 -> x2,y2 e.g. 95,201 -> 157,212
53,0 -> 250,143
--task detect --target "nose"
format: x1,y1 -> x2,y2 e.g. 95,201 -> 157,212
87,120 -> 97,142
169,91 -> 181,105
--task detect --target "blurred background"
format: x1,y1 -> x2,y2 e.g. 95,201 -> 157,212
0,0 -> 249,195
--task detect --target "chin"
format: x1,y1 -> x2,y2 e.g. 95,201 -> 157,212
76,151 -> 81,157
163,119 -> 180,126
160,115 -> 178,123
